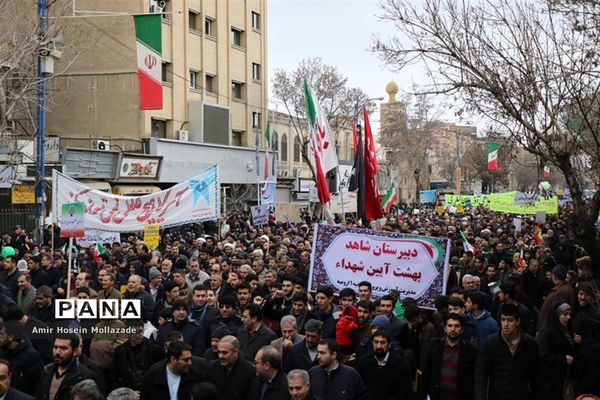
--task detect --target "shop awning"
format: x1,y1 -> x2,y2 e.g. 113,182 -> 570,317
80,181 -> 112,192
111,185 -> 162,196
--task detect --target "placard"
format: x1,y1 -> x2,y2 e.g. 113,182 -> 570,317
251,204 -> 270,226
60,202 -> 85,238
144,224 -> 160,250
309,224 -> 450,309
11,184 -> 35,204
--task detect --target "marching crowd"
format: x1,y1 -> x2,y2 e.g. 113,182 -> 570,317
0,206 -> 599,400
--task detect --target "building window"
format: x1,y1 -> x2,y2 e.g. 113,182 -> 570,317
231,27 -> 244,47
189,70 -> 200,90
231,81 -> 244,100
281,133 -> 288,162
272,132 -> 278,159
189,10 -> 199,31
161,62 -> 172,83
251,11 -> 260,30
232,130 -> 243,147
293,135 -> 301,162
205,74 -> 216,93
151,118 -> 167,138
252,63 -> 261,81
204,17 -> 214,36
252,112 -> 261,129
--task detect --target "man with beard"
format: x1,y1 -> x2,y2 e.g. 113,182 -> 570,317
421,314 -> 479,400
284,319 -> 322,372
356,330 -> 412,400
141,341 -> 202,400
113,320 -> 163,391
205,335 -> 256,400
0,322 -> 43,396
37,334 -> 98,400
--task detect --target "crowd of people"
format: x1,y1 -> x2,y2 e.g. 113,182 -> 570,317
0,205 -> 599,400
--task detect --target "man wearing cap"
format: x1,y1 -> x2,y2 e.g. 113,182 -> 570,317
146,267 -> 165,303
203,324 -> 231,361
204,295 -> 243,342
538,264 -> 576,330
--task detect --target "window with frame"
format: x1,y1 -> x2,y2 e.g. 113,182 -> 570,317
252,63 -> 261,81
252,112 -> 261,129
189,10 -> 199,31
151,118 -> 167,138
231,27 -> 244,46
204,17 -> 214,36
189,70 -> 200,90
281,133 -> 288,162
251,11 -> 260,30
205,74 -> 216,93
161,62 -> 172,83
293,135 -> 301,162
231,81 -> 244,100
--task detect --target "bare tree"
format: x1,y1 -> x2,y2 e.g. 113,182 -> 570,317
0,0 -> 76,170
373,0 -> 600,258
272,58 -> 373,181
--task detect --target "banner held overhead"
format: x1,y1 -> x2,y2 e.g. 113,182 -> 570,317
53,165 -> 219,232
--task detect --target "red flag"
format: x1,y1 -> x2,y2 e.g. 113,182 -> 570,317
363,107 -> 383,221
534,225 -> 544,245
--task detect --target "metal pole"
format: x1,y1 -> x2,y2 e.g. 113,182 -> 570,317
455,132 -> 462,194
36,0 -> 48,243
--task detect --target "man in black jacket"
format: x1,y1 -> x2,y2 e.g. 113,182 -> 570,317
140,341 -> 201,400
248,345 -> 290,400
113,320 -> 164,391
205,335 -> 256,400
37,334 -> 98,400
0,322 -> 42,396
238,304 -> 277,361
421,313 -> 478,400
356,330 -> 412,400
0,359 -> 35,400
157,299 -> 205,355
475,304 -> 539,400
284,319 -> 322,372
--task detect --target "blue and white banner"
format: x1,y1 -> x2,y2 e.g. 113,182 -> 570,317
53,165 -> 219,232
419,190 -> 436,204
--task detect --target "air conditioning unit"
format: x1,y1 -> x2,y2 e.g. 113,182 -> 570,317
176,130 -> 189,141
92,140 -> 110,151
149,0 -> 166,13
293,168 -> 301,178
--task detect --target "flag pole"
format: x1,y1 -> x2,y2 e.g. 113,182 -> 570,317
66,236 -> 73,298
336,166 -> 345,224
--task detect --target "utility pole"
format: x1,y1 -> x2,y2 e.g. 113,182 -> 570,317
455,131 -> 462,194
36,0 -> 48,242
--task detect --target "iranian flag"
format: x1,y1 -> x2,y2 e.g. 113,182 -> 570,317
93,243 -> 105,263
381,184 -> 398,215
543,162 -> 550,178
459,230 -> 476,254
134,15 -> 162,110
488,142 -> 498,170
304,82 -> 338,204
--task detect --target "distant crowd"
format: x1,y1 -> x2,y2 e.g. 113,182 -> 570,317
0,206 -> 599,400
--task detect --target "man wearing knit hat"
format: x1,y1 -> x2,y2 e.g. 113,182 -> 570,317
538,264 -> 576,330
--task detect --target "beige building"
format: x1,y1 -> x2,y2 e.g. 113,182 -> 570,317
48,0 -> 268,152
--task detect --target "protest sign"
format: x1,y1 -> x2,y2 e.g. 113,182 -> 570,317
329,191 -> 357,213
309,224 -> 450,309
251,204 -> 270,226
144,224 -> 160,250
60,203 -> 85,238
77,230 -> 121,248
275,203 -> 301,223
419,190 -> 436,204
260,181 -> 276,205
53,165 -> 219,232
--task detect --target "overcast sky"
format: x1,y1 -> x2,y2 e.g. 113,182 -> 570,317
267,0 -> 481,128
267,0 -> 422,108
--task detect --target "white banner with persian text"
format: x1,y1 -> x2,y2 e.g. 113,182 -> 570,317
309,224 -> 450,309
53,165 -> 219,232
77,230 -> 121,248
